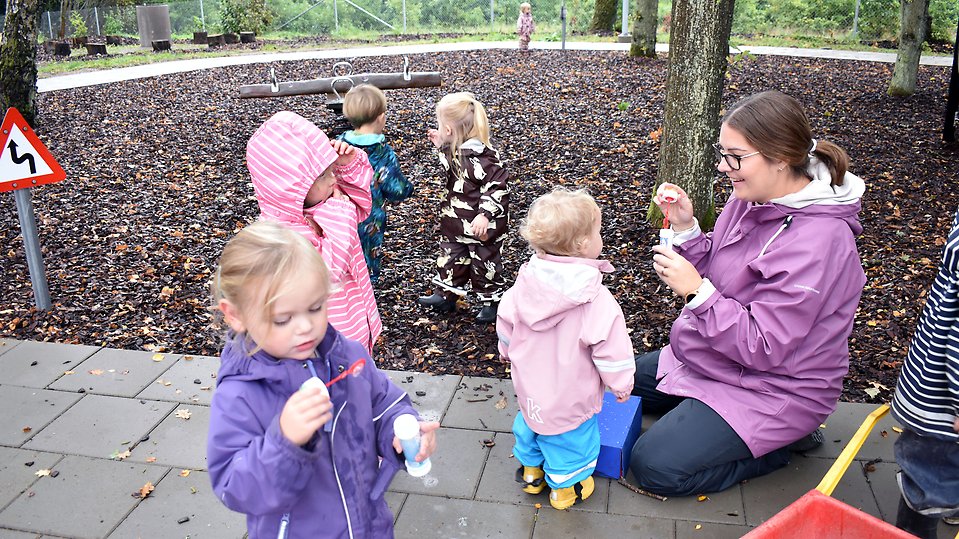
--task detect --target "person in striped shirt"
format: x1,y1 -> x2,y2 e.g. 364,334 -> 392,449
246,111 -> 382,354
891,207 -> 959,538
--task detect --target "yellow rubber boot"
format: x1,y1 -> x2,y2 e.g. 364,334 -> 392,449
549,476 -> 594,510
515,465 -> 546,494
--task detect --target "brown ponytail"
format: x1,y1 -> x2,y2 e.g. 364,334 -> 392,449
724,91 -> 849,186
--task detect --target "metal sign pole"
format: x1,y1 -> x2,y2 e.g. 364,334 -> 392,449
561,1 -> 567,51
13,189 -> 51,310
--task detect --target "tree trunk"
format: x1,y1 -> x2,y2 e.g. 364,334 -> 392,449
888,0 -> 929,97
629,0 -> 657,58
0,0 -> 42,126
649,0 -> 735,230
589,0 -> 617,33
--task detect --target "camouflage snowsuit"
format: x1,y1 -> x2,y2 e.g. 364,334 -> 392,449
431,139 -> 510,304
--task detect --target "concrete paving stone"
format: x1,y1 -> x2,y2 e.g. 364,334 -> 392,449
136,355 -> 219,405
608,471 -> 745,525
0,339 -> 22,357
48,348 -> 179,398
23,395 -> 175,459
385,492 -> 408,524
532,508 -> 675,538
0,387 -> 83,447
0,455 -> 167,538
741,454 -> 880,526
801,402 -> 899,463
0,342 -> 99,389
0,448 -> 63,511
385,370 -> 461,423
441,377 -> 518,432
675,520 -> 753,539
109,469 -> 245,539
393,494 -> 534,539
868,460 -> 904,524
127,405 -> 210,470
474,432 -> 611,513
388,427 -> 491,499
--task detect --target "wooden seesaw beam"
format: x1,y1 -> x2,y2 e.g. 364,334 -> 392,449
238,72 -> 442,99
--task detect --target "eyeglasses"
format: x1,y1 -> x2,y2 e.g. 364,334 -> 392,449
712,143 -> 761,171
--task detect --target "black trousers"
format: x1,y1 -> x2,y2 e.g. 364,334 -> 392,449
629,350 -> 793,496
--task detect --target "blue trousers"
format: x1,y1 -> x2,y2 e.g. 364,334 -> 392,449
512,414 -> 599,489
629,349 -> 792,496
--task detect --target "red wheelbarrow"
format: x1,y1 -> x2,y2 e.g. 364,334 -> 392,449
742,404 -> 956,539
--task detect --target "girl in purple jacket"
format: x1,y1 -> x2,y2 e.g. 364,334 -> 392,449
207,221 -> 438,539
633,90 -> 866,496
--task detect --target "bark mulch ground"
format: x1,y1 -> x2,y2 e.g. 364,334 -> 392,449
3,49 -> 957,403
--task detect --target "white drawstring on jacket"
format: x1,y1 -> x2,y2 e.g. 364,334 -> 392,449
759,215 -> 794,257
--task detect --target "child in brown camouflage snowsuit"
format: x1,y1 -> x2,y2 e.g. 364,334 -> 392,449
417,92 -> 510,324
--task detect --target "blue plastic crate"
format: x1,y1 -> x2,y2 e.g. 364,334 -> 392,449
594,393 -> 642,479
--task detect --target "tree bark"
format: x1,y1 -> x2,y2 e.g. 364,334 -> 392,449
649,0 -> 735,230
589,0 -> 618,33
0,0 -> 42,126
629,0 -> 657,58
888,0 -> 929,97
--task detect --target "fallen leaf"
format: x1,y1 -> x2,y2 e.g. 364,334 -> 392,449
63,370 -> 75,375
175,409 -> 192,420
89,369 -> 104,375
146,457 -> 157,463
494,396 -> 508,410
152,354 -> 165,362
695,524 -> 703,530
892,426 -> 903,433
864,387 -> 880,398
190,486 -> 197,494
35,469 -> 51,477
134,482 -> 155,499
110,449 -> 132,460
697,495 -> 709,502
179,469 -> 191,477
22,426 -> 31,433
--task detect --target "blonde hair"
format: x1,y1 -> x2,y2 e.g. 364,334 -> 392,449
520,186 -> 600,256
343,84 -> 387,129
213,221 -> 329,333
520,2 -> 531,10
436,92 -> 491,176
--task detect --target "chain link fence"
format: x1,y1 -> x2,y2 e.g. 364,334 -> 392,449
34,0 -> 957,44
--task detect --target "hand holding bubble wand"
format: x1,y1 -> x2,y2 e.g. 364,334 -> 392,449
300,358 -> 367,432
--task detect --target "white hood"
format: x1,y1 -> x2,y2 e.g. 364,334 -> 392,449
772,156 -> 866,209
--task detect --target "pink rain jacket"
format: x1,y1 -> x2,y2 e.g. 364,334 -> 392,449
659,160 -> 867,457
497,254 -> 635,435
246,111 -> 381,353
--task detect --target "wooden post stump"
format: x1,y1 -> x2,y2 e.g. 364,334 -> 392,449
224,33 -> 239,44
54,41 -> 72,56
151,39 -> 171,52
240,31 -> 255,43
85,43 -> 108,55
193,31 -> 208,44
106,35 -> 122,45
207,34 -> 225,47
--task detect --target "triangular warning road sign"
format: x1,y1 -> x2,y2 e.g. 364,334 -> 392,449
0,108 -> 66,193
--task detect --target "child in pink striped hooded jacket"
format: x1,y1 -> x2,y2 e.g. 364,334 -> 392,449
246,111 -> 382,353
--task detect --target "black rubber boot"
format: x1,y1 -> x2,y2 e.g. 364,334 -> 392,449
417,293 -> 457,313
476,304 -> 498,324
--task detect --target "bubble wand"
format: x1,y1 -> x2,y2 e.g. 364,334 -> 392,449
656,184 -> 681,248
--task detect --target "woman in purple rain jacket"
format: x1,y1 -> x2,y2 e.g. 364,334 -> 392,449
632,90 -> 867,496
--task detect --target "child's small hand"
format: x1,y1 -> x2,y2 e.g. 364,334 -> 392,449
470,214 -> 490,240
614,388 -> 632,403
427,128 -> 442,148
392,420 -> 440,462
279,386 -> 333,446
330,184 -> 351,202
330,139 -> 357,166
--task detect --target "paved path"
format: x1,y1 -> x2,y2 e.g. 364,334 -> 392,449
37,41 -> 953,93
2,339 -> 957,538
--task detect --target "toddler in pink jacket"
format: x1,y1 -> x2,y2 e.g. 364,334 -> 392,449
246,111 -> 382,354
496,186 -> 634,510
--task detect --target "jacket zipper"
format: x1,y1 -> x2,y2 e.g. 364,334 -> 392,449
276,513 -> 290,539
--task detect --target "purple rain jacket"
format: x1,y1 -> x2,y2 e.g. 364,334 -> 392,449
207,326 -> 415,539
657,158 -> 867,458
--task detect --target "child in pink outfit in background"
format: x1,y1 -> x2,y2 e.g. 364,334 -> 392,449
517,2 -> 535,50
246,111 -> 382,354
497,186 -> 635,511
